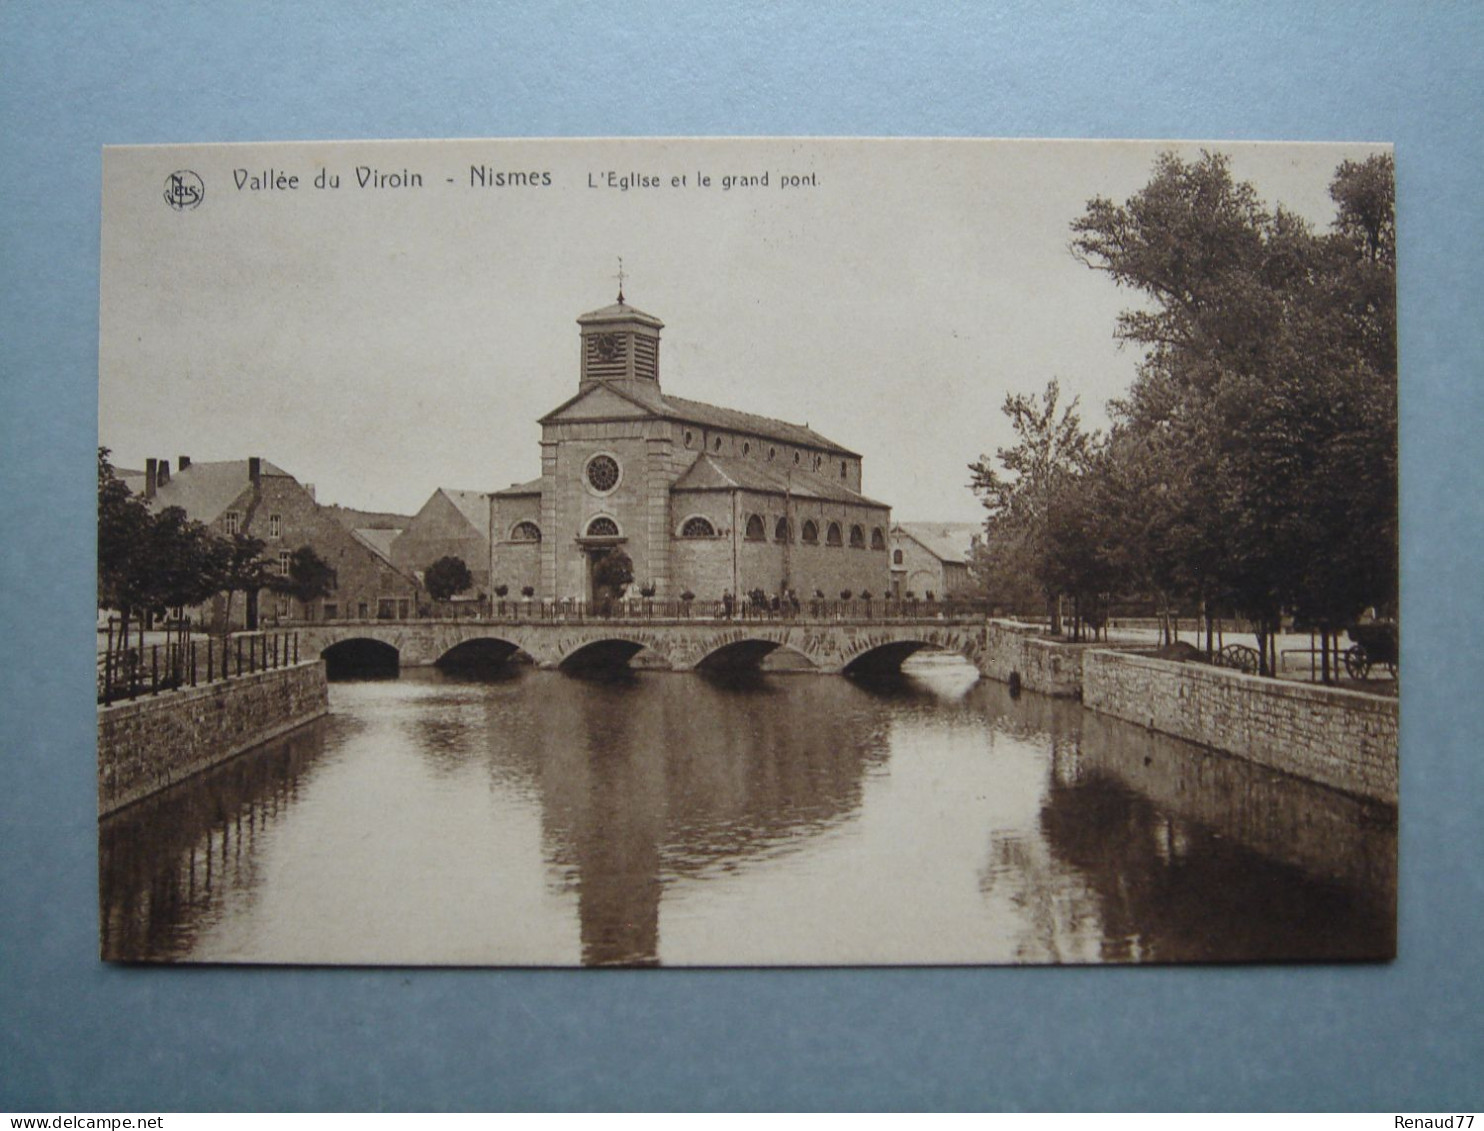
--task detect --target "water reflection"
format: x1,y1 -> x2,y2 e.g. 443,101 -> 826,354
100,659 -> 1395,965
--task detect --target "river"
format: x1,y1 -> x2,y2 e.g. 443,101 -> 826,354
100,657 -> 1395,965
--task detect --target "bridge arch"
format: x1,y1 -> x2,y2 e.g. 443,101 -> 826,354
693,636 -> 820,673
434,637 -> 530,670
321,637 -> 401,679
838,630 -> 982,677
557,635 -> 672,674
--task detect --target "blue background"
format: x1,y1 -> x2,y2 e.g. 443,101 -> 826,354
2,0 -> 1480,1112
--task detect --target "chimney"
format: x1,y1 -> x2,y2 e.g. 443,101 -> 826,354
156,458 -> 170,486
144,458 -> 157,499
178,455 -> 191,471
248,457 -> 261,487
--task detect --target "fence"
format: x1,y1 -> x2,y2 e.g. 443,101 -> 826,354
391,596 -> 995,624
98,630 -> 302,705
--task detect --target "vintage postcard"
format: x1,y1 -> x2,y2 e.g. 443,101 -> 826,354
98,138 -> 1396,966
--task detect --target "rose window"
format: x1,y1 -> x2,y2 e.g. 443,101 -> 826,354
586,454 -> 620,492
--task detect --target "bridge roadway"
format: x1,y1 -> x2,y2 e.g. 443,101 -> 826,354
296,614 -> 992,675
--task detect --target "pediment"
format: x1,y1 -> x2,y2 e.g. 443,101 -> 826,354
542,383 -> 656,422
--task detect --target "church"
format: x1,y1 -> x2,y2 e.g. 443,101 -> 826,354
490,296 -> 892,605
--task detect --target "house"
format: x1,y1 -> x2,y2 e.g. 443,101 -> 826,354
390,487 -> 492,596
889,521 -> 982,600
126,455 -> 422,627
490,296 -> 892,605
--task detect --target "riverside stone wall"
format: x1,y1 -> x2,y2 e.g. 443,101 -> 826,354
1080,649 -> 1398,805
978,619 -> 1090,698
98,660 -> 328,816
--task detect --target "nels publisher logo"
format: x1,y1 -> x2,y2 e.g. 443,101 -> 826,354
164,170 -> 204,211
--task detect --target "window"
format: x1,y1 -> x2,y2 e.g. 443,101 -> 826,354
813,454 -> 822,471
742,442 -> 750,456
278,550 -> 293,575
774,517 -> 791,542
871,527 -> 886,551
511,521 -> 541,542
586,516 -> 620,538
585,453 -> 620,493
826,522 -> 843,547
793,451 -> 801,464
713,436 -> 722,451
849,524 -> 865,549
893,549 -> 904,565
801,520 -> 818,544
745,514 -> 766,541
323,601 -> 338,621
357,601 -> 369,619
768,447 -> 776,462
840,461 -> 848,479
224,511 -> 240,535
681,516 -> 716,537
268,514 -> 282,538
685,430 -> 694,447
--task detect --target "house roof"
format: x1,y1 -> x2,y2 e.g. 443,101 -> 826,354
351,527 -> 402,564
672,453 -> 889,509
540,379 -> 859,457
493,476 -> 543,498
437,488 -> 491,537
893,521 -> 982,565
123,459 -> 291,523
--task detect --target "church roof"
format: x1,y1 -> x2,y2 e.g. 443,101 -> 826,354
893,521 -> 982,564
493,476 -> 543,497
541,380 -> 859,457
123,458 -> 292,523
576,300 -> 664,329
673,453 -> 889,508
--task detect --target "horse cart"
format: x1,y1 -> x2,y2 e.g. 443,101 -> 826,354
1344,621 -> 1399,680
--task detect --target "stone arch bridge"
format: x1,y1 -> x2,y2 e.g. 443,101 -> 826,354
296,616 -> 990,676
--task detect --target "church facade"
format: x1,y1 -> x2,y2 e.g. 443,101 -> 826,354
490,298 -> 892,605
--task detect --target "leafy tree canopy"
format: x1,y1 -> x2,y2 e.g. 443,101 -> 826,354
424,555 -> 473,601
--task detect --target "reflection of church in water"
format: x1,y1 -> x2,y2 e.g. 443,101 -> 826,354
490,296 -> 892,603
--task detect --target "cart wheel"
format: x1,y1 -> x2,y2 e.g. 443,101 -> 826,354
1344,644 -> 1371,680
1219,644 -> 1260,675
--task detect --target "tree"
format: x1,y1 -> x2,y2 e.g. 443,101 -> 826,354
274,546 -> 338,607
423,555 -> 473,602
1068,150 -> 1397,676
221,532 -> 274,631
592,549 -> 633,596
968,379 -> 1098,632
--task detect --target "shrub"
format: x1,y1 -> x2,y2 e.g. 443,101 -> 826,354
521,585 -> 535,598
494,584 -> 509,598
840,589 -> 853,600
680,589 -> 695,602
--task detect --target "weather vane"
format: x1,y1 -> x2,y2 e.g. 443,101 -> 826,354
615,256 -> 626,304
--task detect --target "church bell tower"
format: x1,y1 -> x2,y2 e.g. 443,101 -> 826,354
577,294 -> 664,395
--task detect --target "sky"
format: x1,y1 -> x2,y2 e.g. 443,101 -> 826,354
99,137 -> 1388,523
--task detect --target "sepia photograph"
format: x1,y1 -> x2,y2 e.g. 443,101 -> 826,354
97,136 -> 1397,966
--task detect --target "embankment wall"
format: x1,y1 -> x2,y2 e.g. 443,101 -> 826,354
98,661 -> 328,816
977,619 -> 1398,804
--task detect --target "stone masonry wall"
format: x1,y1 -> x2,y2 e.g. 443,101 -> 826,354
1080,649 -> 1398,805
979,619 -> 1088,698
98,661 -> 328,816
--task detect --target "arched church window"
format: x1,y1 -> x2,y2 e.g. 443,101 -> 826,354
681,516 -> 716,538
684,430 -> 694,447
813,454 -> 822,471
892,548 -> 904,565
743,442 -> 750,456
793,451 -> 801,465
586,516 -> 620,538
801,520 -> 818,544
774,517 -> 791,543
768,447 -> 777,462
714,436 -> 723,452
585,453 -> 620,493
849,524 -> 866,549
871,527 -> 886,551
826,522 -> 843,547
511,521 -> 541,543
745,514 -> 766,541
